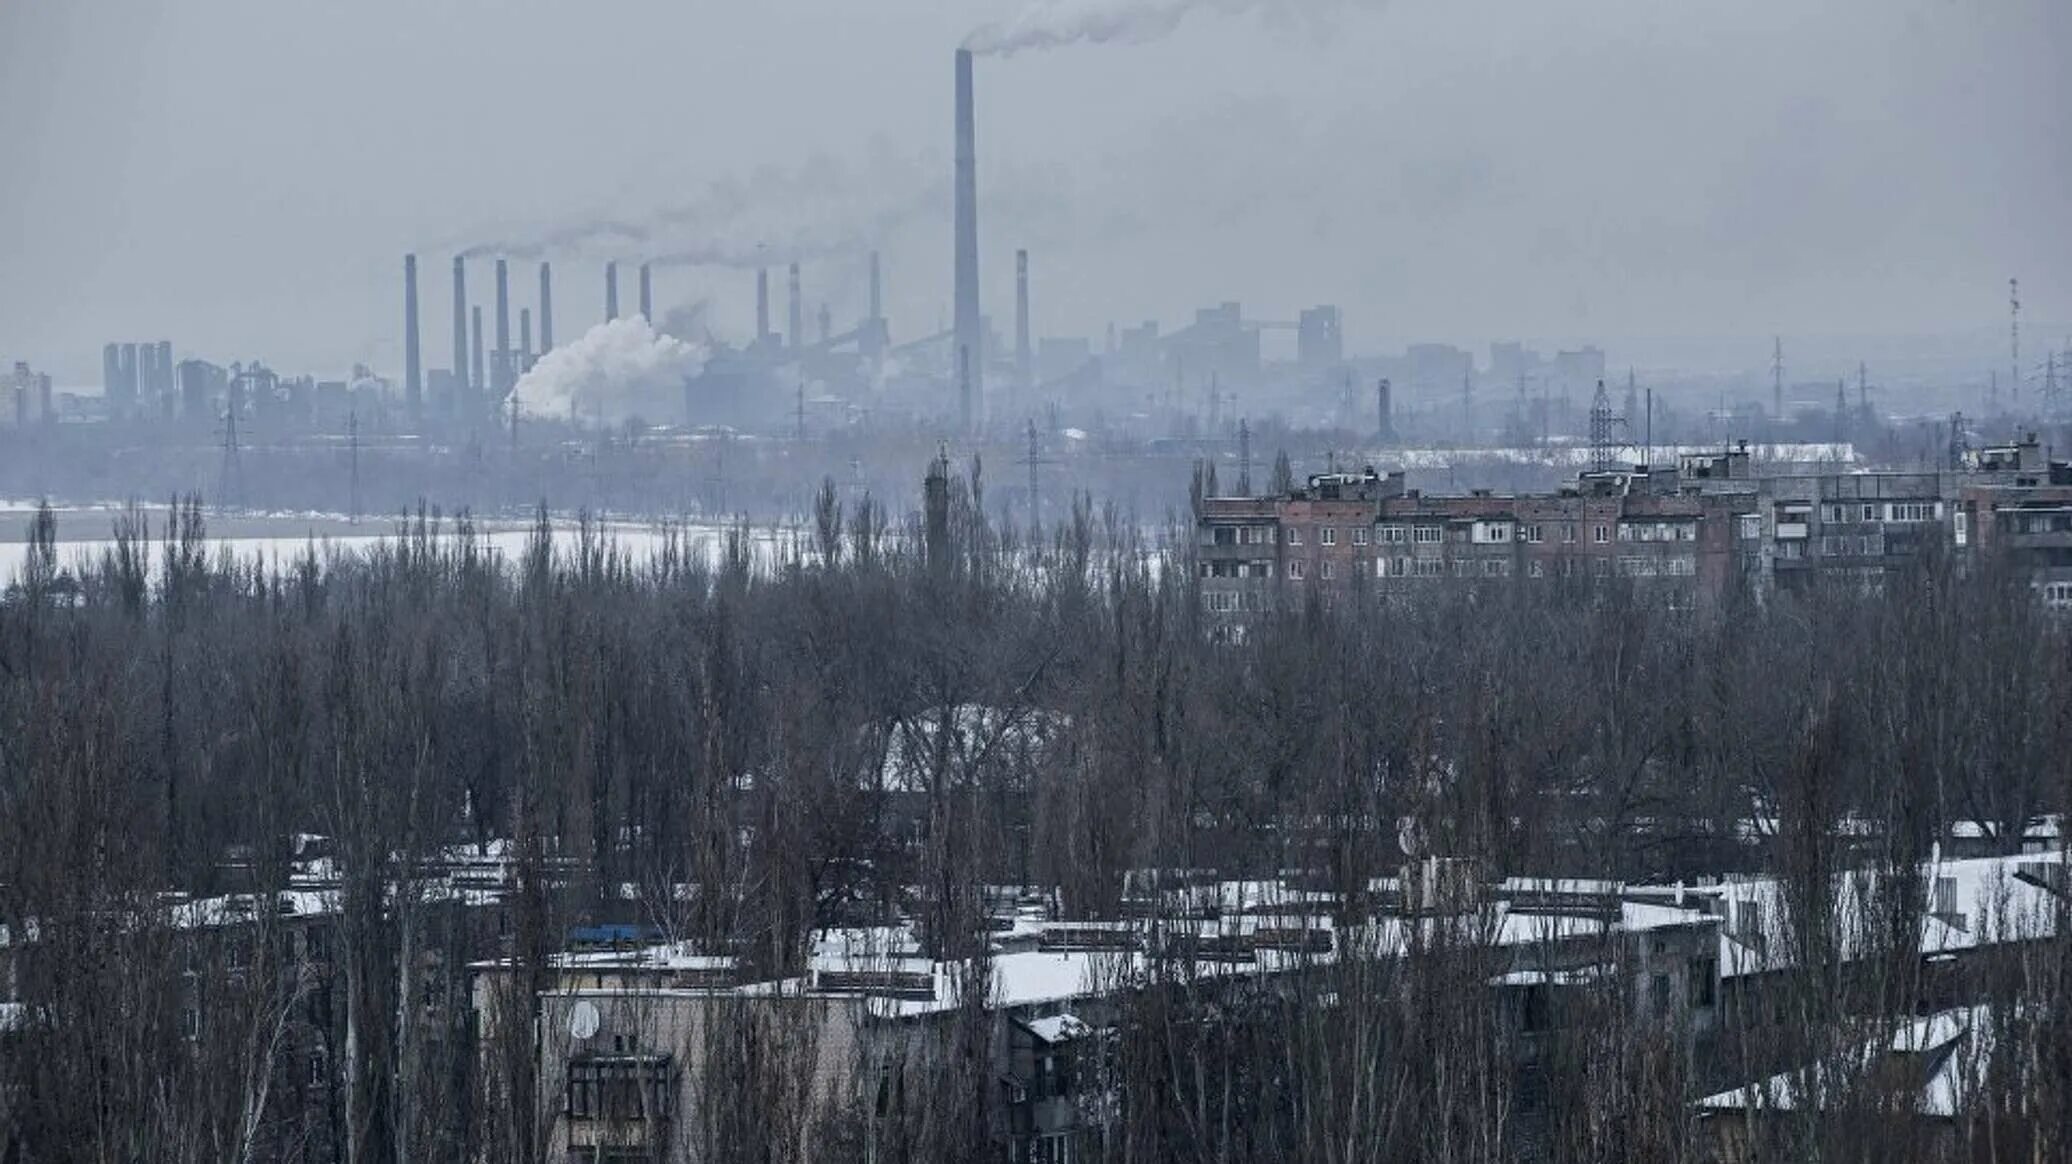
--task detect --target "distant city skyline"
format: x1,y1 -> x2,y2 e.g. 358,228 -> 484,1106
3,0 -> 2067,385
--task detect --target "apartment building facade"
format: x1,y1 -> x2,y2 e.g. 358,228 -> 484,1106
1198,436 -> 2072,617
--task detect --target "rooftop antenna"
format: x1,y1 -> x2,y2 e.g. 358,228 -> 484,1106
1588,379 -> 1619,473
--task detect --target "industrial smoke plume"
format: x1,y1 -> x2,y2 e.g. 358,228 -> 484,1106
963,0 -> 1379,57
510,317 -> 705,425
452,148 -> 933,267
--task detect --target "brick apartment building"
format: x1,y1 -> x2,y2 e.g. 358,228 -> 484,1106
1197,435 -> 2072,616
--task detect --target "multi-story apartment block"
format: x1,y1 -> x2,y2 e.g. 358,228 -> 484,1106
1198,435 -> 2072,616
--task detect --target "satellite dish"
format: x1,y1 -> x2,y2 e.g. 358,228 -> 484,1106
569,1000 -> 601,1041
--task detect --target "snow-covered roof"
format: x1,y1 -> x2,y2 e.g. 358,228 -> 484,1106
1707,852 -> 2062,979
1698,1006 -> 1991,1119
1023,1013 -> 1091,1044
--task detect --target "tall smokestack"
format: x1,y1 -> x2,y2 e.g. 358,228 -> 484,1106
538,261 -> 555,352
639,262 -> 653,321
953,48 -> 983,432
605,261 -> 619,322
494,258 -> 511,394
471,306 -> 485,403
451,256 -> 468,406
404,254 -> 422,423
1377,377 -> 1395,443
788,262 -> 803,350
519,308 -> 532,370
756,267 -> 771,342
1015,248 -> 1031,395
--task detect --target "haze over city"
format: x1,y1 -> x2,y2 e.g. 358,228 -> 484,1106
4,0 -> 2067,384
4,4 -> 2072,1163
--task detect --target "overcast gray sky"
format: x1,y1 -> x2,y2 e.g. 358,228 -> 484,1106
3,0 -> 2066,384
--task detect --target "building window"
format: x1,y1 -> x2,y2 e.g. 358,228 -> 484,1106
1890,502 -> 1935,523
1415,558 -> 1445,577
1451,560 -> 1471,578
1523,524 -> 1543,543
1320,560 -> 1335,580
1414,525 -> 1442,544
1030,1133 -> 1074,1164
1688,958 -> 1716,1008
1740,515 -> 1761,540
1287,559 -> 1306,581
566,1057 -> 674,1123
1381,524 -> 1406,543
1563,523 -> 1577,543
1954,511 -> 1969,546
1862,504 -> 1877,523
1482,559 -> 1508,577
1385,556 -> 1409,577
1352,527 -> 1369,546
1528,560 -> 1545,578
1593,525 -> 1609,544
1650,973 -> 1671,1012
1321,527 -> 1338,546
1286,526 -> 1303,546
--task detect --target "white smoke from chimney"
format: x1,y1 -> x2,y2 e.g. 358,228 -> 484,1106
964,0 -> 1375,57
511,316 -> 705,424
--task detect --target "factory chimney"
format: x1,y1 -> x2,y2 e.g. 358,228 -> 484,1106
538,262 -> 555,353
869,251 -> 883,325
451,256 -> 469,408
1015,248 -> 1031,396
494,258 -> 511,395
953,48 -> 983,432
639,262 -> 653,322
788,262 -> 803,350
519,308 -> 533,371
756,267 -> 771,343
605,262 -> 620,322
404,254 -> 422,424
1377,377 -> 1395,443
471,306 -> 485,413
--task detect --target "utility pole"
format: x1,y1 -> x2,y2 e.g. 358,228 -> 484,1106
1024,418 -> 1041,536
1237,416 -> 1252,495
2010,277 -> 2021,406
1461,366 -> 1474,442
218,380 -> 244,514
1772,336 -> 1785,424
347,407 -> 360,525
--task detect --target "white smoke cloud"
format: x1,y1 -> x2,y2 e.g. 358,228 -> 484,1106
511,317 -> 706,425
963,0 -> 1378,57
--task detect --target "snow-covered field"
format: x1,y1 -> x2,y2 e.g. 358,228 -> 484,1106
0,504 -> 806,584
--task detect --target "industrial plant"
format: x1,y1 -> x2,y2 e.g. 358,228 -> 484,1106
4,3 -> 2072,1163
